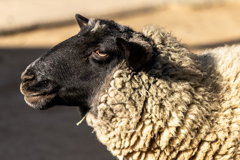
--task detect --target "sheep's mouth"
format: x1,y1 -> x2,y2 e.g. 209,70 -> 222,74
20,83 -> 58,110
23,92 -> 57,110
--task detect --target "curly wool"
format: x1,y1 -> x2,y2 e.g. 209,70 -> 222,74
86,25 -> 240,160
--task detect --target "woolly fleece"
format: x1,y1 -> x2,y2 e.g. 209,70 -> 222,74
86,25 -> 240,160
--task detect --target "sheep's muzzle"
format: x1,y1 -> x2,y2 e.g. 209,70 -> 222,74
20,68 -> 58,110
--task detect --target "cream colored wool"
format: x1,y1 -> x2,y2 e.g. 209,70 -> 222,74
86,25 -> 240,160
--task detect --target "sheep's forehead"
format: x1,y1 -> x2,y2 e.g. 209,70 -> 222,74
87,18 -> 130,33
88,19 -> 106,32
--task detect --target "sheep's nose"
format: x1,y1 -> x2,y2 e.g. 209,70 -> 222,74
21,69 -> 36,84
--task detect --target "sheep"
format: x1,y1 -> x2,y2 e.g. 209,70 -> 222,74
20,14 -> 240,160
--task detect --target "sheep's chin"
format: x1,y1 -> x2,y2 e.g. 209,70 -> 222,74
24,93 -> 56,110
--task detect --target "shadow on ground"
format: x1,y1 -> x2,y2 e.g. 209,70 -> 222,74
0,48 -> 116,160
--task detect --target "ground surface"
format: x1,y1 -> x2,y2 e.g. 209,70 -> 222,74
1,2 -> 240,160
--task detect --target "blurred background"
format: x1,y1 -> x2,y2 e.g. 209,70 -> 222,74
1,0 -> 240,160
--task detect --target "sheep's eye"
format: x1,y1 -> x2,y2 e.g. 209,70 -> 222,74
95,50 -> 107,57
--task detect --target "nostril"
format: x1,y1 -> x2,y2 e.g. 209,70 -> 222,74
22,74 -> 36,83
21,69 -> 36,83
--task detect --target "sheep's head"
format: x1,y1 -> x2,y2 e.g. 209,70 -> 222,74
20,14 -> 153,114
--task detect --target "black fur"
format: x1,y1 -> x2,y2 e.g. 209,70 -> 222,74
20,14 -> 153,115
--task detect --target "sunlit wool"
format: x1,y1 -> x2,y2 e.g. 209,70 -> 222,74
86,25 -> 240,160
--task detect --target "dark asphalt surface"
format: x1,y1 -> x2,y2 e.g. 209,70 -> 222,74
0,48 -> 116,160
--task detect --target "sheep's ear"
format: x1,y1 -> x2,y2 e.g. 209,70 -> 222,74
116,38 -> 152,71
75,14 -> 89,28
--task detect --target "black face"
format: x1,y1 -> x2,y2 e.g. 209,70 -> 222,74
20,14 -> 153,114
